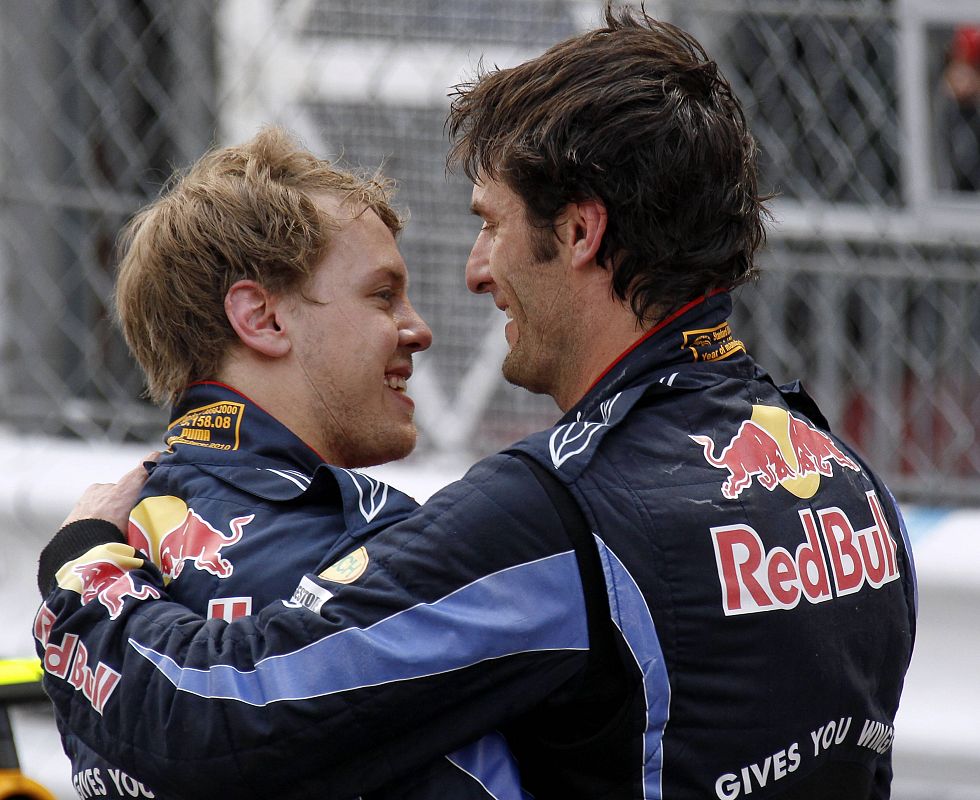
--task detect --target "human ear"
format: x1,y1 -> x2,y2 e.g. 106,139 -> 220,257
565,198 -> 608,270
225,280 -> 291,358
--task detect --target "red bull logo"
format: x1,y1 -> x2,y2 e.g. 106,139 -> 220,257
73,561 -> 161,620
786,413 -> 859,477
37,543 -> 153,713
690,406 -> 860,500
128,496 -> 251,581
49,542 -> 159,621
35,602 -> 121,715
710,490 -> 900,616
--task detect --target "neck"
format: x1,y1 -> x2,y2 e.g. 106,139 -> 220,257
552,290 -> 645,412
215,348 -> 334,460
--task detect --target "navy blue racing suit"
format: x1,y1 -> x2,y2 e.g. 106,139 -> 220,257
36,293 -> 916,799
55,382 -> 526,800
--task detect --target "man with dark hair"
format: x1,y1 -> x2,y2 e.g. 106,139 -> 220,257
37,7 -> 915,799
448,12 -> 767,328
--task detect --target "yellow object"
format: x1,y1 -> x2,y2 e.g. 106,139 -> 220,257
0,661 -> 42,688
0,661 -> 55,799
0,769 -> 57,800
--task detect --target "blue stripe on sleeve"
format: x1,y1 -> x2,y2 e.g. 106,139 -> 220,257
129,550 -> 588,706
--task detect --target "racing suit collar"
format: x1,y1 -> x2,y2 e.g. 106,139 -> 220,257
567,290 -> 746,422
164,381 -> 326,475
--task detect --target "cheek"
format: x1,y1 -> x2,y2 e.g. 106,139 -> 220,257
485,236 -> 508,279
384,316 -> 402,348
502,266 -> 532,308
362,320 -> 401,366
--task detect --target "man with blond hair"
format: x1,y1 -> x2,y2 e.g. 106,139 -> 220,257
38,7 -> 914,798
52,126 -> 525,800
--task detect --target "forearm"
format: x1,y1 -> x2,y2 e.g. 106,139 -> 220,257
34,457 -> 591,797
38,556 -> 585,797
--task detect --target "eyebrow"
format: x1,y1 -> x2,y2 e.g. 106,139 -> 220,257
469,199 -> 488,217
366,266 -> 407,287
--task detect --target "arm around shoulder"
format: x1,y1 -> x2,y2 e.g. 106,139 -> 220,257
36,453 -> 591,798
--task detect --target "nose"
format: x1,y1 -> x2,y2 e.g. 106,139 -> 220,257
399,301 -> 433,353
465,230 -> 493,295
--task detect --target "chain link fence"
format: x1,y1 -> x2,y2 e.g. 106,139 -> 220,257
0,0 -> 977,505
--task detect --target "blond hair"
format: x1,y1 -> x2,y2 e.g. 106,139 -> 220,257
115,126 -> 401,405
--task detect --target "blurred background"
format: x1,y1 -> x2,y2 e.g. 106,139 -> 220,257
0,0 -> 977,797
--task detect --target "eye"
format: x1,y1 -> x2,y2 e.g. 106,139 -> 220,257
375,289 -> 394,304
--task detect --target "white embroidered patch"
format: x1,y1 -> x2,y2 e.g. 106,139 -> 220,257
549,392 -> 622,469
341,469 -> 389,523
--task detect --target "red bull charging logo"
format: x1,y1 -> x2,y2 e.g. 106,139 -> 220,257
127,495 -> 251,582
49,542 -> 161,621
690,406 -> 860,500
74,561 -> 161,620
39,543 -> 160,714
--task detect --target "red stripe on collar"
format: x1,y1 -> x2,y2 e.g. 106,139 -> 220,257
584,289 -> 728,395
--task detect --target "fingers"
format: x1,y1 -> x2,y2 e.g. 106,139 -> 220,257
120,456 -> 155,486
59,453 -> 157,531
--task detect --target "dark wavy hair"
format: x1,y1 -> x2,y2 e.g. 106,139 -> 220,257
448,4 -> 770,323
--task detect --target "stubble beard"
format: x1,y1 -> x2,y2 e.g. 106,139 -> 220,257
330,418 -> 418,469
501,326 -> 566,400
500,225 -> 567,400
502,345 -> 545,396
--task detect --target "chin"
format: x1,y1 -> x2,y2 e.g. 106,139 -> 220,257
344,425 -> 417,468
383,431 -> 417,463
502,351 -> 551,397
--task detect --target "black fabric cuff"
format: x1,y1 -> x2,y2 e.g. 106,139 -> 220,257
37,519 -> 127,598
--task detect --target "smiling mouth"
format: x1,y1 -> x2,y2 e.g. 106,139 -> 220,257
384,375 -> 408,392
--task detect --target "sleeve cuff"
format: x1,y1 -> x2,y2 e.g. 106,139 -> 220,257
37,519 -> 127,598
